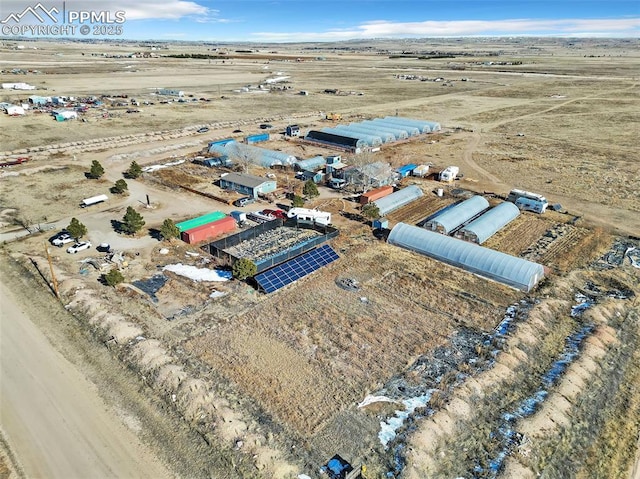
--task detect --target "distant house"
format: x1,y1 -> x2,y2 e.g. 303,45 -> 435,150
2,82 -> 36,90
286,124 -> 300,137
219,172 -> 277,199
28,95 -> 50,105
4,105 -> 25,115
156,88 -> 184,97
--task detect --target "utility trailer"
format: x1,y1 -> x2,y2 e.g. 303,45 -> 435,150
507,189 -> 548,214
80,194 -> 108,208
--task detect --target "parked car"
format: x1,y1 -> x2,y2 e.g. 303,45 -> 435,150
259,123 -> 273,130
96,242 -> 111,253
233,196 -> 255,207
51,231 -> 73,247
262,209 -> 286,219
197,127 -> 209,133
67,241 -> 92,254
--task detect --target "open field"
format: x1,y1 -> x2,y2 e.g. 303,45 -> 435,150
1,37 -> 639,479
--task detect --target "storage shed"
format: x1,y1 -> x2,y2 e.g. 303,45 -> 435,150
245,133 -> 269,144
360,185 -> 394,204
181,216 -> 236,244
219,172 -> 277,198
397,164 -> 417,178
305,130 -> 365,152
458,202 -> 520,244
372,185 -> 424,216
425,195 -> 489,234
388,222 -> 544,292
176,211 -> 227,232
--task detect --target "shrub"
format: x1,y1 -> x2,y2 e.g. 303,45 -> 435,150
125,161 -> 142,179
232,258 -> 257,280
66,217 -> 87,240
104,268 -> 124,287
159,218 -> 180,240
111,179 -> 128,194
121,206 -> 145,235
89,160 -> 105,179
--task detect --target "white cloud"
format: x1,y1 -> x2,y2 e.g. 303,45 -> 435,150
251,17 -> 640,42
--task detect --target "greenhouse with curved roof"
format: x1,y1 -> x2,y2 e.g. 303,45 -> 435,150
321,127 -> 382,147
380,116 -> 433,133
388,222 -> 545,292
208,141 -> 297,168
369,119 -> 420,136
458,202 -> 520,244
336,124 -> 396,143
390,116 -> 442,132
425,195 -> 490,234
305,130 -> 365,150
359,120 -> 410,140
373,185 -> 423,217
294,156 -> 326,171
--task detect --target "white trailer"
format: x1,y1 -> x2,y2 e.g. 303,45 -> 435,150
286,207 -> 332,226
80,194 -> 108,207
439,166 -> 459,182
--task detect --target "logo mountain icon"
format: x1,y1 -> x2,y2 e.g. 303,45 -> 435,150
1,3 -> 60,24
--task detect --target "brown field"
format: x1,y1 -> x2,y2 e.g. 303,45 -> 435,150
1,37 -> 639,479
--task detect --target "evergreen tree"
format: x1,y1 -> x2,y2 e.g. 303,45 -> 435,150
66,217 -> 87,240
303,179 -> 319,198
125,161 -> 142,179
111,179 -> 128,194
159,218 -> 180,241
121,206 -> 145,235
89,160 -> 105,179
361,203 -> 381,220
292,195 -> 305,208
104,268 -> 124,287
232,258 -> 257,280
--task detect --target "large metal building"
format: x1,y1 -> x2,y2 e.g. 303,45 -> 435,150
373,185 -> 424,216
321,127 -> 382,147
425,195 -> 490,234
388,222 -> 545,292
334,124 -> 395,143
458,202 -> 520,244
369,119 -> 420,136
305,130 -> 365,151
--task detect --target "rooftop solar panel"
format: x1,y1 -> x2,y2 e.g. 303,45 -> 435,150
254,244 -> 339,293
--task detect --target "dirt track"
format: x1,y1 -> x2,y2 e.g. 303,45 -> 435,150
0,278 -> 172,479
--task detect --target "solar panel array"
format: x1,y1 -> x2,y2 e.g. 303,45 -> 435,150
255,244 -> 339,293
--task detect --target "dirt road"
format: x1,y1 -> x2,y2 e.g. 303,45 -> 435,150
0,279 -> 172,479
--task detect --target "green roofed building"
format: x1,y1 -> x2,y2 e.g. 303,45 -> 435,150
176,211 -> 226,232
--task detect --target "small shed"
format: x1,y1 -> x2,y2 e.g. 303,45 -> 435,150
286,125 -> 300,137
219,172 -> 277,199
396,163 -> 417,178
245,133 -> 269,144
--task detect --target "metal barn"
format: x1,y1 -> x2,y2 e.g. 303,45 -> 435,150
321,127 -> 382,147
305,130 -> 365,151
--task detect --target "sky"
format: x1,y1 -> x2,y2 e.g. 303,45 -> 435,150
0,0 -> 638,41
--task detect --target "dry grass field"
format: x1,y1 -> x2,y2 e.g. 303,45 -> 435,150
1,37 -> 639,479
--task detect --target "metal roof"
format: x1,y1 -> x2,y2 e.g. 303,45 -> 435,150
388,222 -> 544,292
220,172 -> 273,188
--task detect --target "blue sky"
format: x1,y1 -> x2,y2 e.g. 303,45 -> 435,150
1,0 -> 639,41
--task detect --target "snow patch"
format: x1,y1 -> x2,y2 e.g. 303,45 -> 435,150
378,391 -> 436,448
162,263 -> 232,282
357,395 -> 397,409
